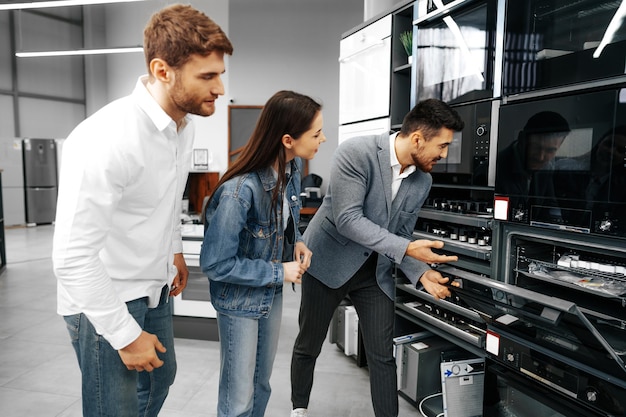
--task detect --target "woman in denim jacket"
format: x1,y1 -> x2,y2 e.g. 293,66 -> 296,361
200,90 -> 326,417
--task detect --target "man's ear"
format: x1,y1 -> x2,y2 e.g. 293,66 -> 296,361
411,131 -> 423,146
282,134 -> 294,149
149,58 -> 173,83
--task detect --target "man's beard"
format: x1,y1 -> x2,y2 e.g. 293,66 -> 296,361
170,77 -> 215,117
412,150 -> 439,173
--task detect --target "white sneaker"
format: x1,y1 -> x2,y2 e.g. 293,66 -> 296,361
290,408 -> 308,417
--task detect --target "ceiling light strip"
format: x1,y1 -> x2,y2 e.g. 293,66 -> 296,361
0,0 -> 146,11
16,46 -> 143,57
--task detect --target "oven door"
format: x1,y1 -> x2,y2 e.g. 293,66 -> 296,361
339,15 -> 392,125
503,0 -> 626,96
494,87 -> 626,238
414,0 -> 497,104
484,361 -> 606,417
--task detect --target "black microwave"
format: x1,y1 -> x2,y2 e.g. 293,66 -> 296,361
431,99 -> 494,188
414,0 -> 498,104
494,87 -> 626,238
502,0 -> 626,95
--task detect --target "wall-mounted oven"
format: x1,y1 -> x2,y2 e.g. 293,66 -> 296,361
494,86 -> 626,239
339,15 -> 392,125
413,0 -> 499,104
502,0 -> 626,96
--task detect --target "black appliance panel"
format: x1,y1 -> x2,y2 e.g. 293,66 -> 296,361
414,0 -> 497,104
494,88 -> 626,238
431,100 -> 493,187
445,273 -> 626,381
443,272 -> 626,415
484,360 -> 617,417
503,0 -> 626,95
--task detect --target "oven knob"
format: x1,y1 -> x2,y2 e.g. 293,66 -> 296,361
514,209 -> 525,221
506,353 -> 515,363
585,388 -> 598,402
476,124 -> 488,137
599,218 -> 613,232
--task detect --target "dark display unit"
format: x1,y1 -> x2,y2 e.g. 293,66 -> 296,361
494,87 -> 626,239
413,0 -> 498,104
502,0 -> 626,96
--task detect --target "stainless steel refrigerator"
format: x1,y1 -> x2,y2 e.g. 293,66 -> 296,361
0,138 -> 26,226
22,138 -> 58,225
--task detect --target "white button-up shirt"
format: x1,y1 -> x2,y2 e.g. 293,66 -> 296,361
52,76 -> 194,349
389,132 -> 416,200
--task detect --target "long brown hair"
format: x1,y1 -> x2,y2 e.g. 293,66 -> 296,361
216,90 -> 322,219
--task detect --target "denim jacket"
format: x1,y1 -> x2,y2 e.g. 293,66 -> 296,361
200,160 -> 303,318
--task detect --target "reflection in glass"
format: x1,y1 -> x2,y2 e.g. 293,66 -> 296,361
415,1 -> 495,103
504,0 -> 626,95
495,111 -> 571,223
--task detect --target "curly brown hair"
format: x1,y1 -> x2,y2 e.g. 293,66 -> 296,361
143,4 -> 233,71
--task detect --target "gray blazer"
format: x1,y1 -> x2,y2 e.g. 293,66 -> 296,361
303,132 -> 432,300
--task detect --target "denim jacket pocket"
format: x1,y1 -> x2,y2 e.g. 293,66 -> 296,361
242,220 -> 275,259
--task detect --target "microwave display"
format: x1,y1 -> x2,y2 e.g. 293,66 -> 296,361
494,88 -> 626,237
503,0 -> 626,95
414,0 -> 497,104
431,100 -> 493,187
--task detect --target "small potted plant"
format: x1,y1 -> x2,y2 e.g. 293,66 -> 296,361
399,30 -> 413,64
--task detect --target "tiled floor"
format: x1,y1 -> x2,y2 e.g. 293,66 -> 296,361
0,225 -> 417,416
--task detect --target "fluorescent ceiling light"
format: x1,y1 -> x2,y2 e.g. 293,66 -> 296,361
593,0 -> 626,58
16,46 -> 143,57
0,0 -> 146,11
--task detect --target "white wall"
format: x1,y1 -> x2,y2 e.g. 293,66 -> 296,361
97,0 -> 363,180
99,0 -> 230,172
228,0 -> 363,185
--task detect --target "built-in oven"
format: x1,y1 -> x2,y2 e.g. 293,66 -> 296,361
502,0 -> 626,96
413,0 -> 499,104
494,86 -> 626,239
447,269 -> 626,416
397,261 -> 626,416
339,14 -> 392,125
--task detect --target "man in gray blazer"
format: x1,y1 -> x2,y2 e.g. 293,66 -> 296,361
290,99 -> 464,417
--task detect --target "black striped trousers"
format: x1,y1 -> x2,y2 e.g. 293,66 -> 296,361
290,253 -> 398,416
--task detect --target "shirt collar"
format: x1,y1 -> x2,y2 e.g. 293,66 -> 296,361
389,131 -> 416,178
133,75 -> 192,132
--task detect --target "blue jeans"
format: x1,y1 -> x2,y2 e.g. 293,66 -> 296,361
216,288 -> 283,417
63,286 -> 177,417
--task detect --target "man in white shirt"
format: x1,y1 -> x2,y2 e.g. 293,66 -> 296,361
52,5 -> 233,416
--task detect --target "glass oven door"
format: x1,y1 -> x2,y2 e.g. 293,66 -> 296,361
503,0 -> 626,95
414,0 -> 498,104
494,87 -> 626,238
